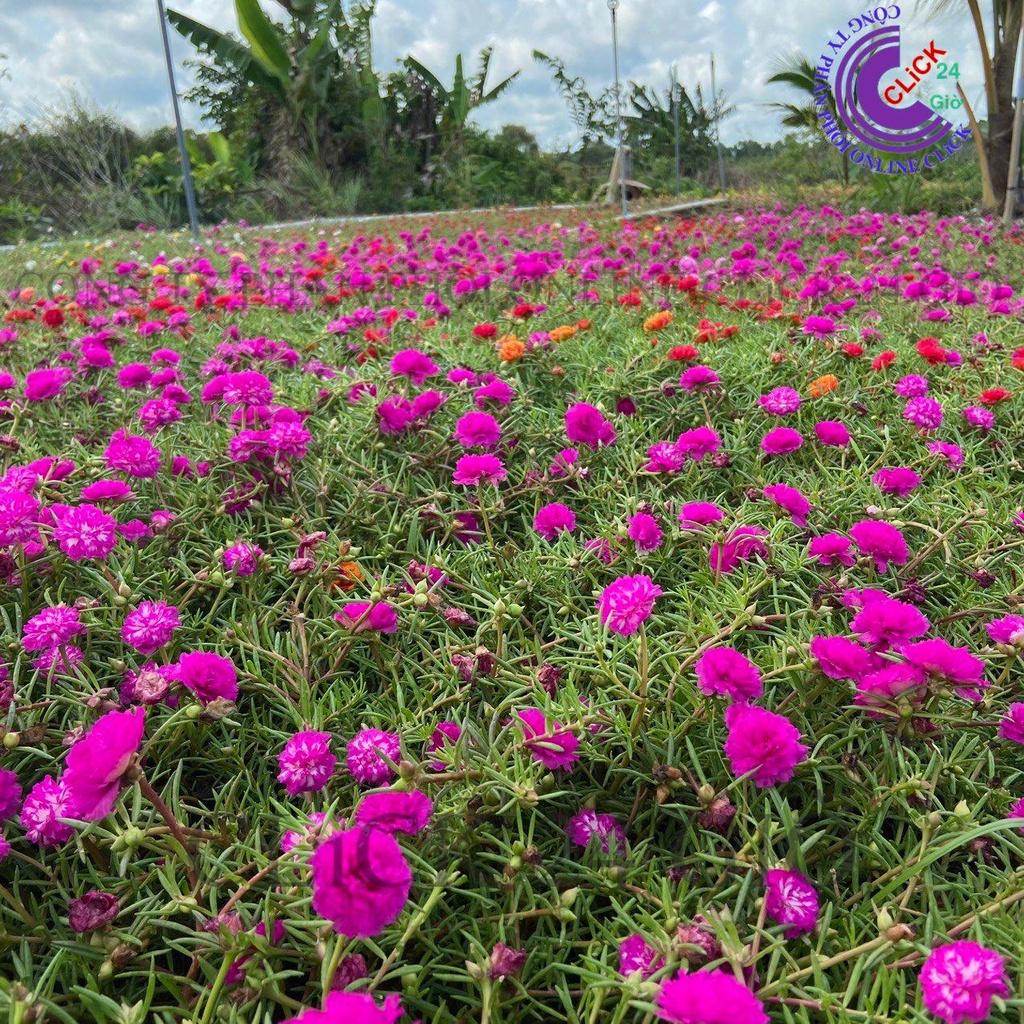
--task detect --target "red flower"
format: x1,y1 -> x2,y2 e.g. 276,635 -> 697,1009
42,308 -> 65,328
668,344 -> 699,361
841,342 -> 864,357
472,323 -> 497,339
916,338 -> 947,365
872,349 -> 896,371
979,388 -> 1011,405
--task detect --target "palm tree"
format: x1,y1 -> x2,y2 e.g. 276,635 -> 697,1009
918,0 -> 1022,212
767,54 -> 848,184
403,48 -> 520,162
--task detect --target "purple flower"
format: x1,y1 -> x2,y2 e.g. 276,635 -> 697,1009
851,596 -> 930,649
764,869 -> 818,937
62,707 -> 146,821
567,809 -> 627,853
354,791 -> 433,834
763,483 -> 811,525
334,602 -> 398,634
564,402 -> 616,448
808,533 -> 854,567
452,453 -> 506,486
121,600 -> 180,656
849,519 -> 909,572
903,396 -> 943,432
453,411 -> 501,449
618,934 -> 664,978
723,703 -> 807,787
177,651 -> 239,704
21,775 -> 74,846
758,386 -> 801,415
68,891 -> 120,933
346,728 -> 401,784
814,420 -> 850,447
678,501 -> 724,531
278,731 -> 336,795
872,467 -> 921,496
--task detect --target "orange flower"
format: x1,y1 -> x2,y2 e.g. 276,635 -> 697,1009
808,374 -> 839,398
643,311 -> 673,332
548,325 -> 578,343
333,561 -> 364,591
499,335 -> 526,362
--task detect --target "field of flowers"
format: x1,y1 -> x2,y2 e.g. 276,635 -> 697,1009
1,205 -> 1024,1024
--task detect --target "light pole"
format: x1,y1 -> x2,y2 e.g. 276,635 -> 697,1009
156,0 -> 200,242
710,52 -> 726,192
608,0 -> 628,217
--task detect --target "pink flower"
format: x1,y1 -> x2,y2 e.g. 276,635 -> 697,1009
278,731 -> 336,795
657,971 -> 767,1024
284,992 -> 404,1024
676,426 -> 721,462
679,365 -> 719,392
678,501 -> 724,531
346,728 -> 401,784
355,791 -> 433,834
533,502 -> 576,540
426,720 -> 462,769
618,934 -> 664,977
919,941 -> 1009,1024
334,602 -> 398,634
873,467 -> 921,496
453,411 -> 501,449
627,512 -> 663,552
760,426 -> 803,456
986,615 -> 1024,647
810,635 -> 881,680
104,430 -> 162,478
224,542 -> 263,576
764,868 -> 818,937
597,574 -> 662,636
177,651 -> 239,704
0,488 -> 39,546
808,533 -> 854,567
310,827 -> 412,938
63,708 -> 146,820
390,348 -> 438,384
121,600 -> 180,655
763,484 -> 811,526
567,809 -> 627,853
1008,797 -> 1024,833
758,386 -> 801,415
452,453 -> 506,486
80,479 -> 134,502
565,402 -> 616,448
998,703 -> 1024,743
23,605 -> 84,652
68,890 -> 120,933
851,596 -> 930,649
963,406 -> 995,431
53,504 -> 117,561
21,776 -> 74,846
895,374 -> 929,398
696,647 -> 762,702
0,767 -> 22,820
815,420 -> 850,447
723,703 -> 807,787
709,526 -> 769,575
849,519 -> 909,572
854,663 -> 927,714
903,396 -> 944,431
24,367 -> 73,401
518,708 -> 579,770
902,638 -> 986,700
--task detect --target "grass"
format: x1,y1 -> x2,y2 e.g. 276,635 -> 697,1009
1,205 -> 1024,1023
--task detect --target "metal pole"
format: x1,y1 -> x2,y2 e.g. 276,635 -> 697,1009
672,72 -> 681,194
608,0 -> 627,218
156,0 -> 200,241
710,52 -> 726,192
1002,24 -> 1024,226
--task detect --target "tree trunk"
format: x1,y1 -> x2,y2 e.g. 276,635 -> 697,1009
987,5 -> 1023,210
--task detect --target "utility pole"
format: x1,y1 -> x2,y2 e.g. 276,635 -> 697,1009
1002,25 -> 1024,226
672,70 -> 681,194
710,52 -> 726,192
608,0 -> 628,217
156,0 -> 200,242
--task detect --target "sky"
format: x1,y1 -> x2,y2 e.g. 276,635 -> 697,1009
0,0 -> 990,148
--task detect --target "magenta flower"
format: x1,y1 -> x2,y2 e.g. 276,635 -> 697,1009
518,708 -> 579,770
758,386 -> 801,415
277,731 -> 336,795
426,720 -> 462,769
657,971 -> 767,1024
903,396 -> 944,431
390,347 -> 438,384
895,374 -> 929,398
0,487 -> 39,546
0,767 -> 22,820
310,827 -> 412,938
814,420 -> 850,447
849,519 -> 909,572
678,501 -> 724,531
567,809 -> 627,853
68,890 -> 120,933
679,365 -> 720,392
761,426 -> 803,456
284,992 -> 405,1024
676,426 -> 721,462
488,943 -> 527,980
346,728 -> 401,784
808,533 -> 855,567
709,526 -> 769,575
63,707 -> 146,820
902,638 -> 986,700
121,600 -> 180,656
764,868 -> 819,937
80,479 -> 134,502
53,504 -> 117,561
1008,797 -> 1024,833
334,601 -> 398,634
21,775 -> 74,846
851,596 -> 930,649
919,941 -> 1008,1024
224,541 -> 263,576
177,651 -> 239,704
854,663 -> 927,714
564,402 -> 616,448
873,467 -> 922,496
723,703 -> 807,787
626,512 -> 663,552
23,605 -> 84,652
452,453 -> 507,486
763,483 -> 811,526
597,574 -> 662,636
533,502 -> 576,540
810,635 -> 881,680
104,430 -> 162,478
695,647 -> 762,702
998,703 -> 1024,743
963,405 -> 995,431
24,367 -> 73,401
986,615 -> 1024,647
354,791 -> 433,835
802,315 -> 838,338
618,934 -> 664,978
453,411 -> 501,449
